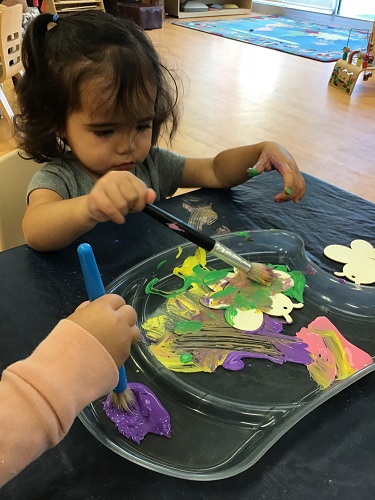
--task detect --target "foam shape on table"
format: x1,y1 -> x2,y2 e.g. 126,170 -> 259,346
324,239 -> 375,285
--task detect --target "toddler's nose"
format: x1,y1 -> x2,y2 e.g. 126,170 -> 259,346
115,132 -> 134,156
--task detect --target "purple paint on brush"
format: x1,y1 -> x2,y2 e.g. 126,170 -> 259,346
103,382 -> 171,444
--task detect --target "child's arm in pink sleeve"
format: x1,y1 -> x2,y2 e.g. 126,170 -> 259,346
0,319 -> 119,487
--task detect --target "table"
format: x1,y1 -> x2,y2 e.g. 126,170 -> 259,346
1,171 -> 375,499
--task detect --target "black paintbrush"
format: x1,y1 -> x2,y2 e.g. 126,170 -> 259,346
143,204 -> 275,286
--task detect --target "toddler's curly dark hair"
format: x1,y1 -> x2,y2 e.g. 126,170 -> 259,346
14,11 -> 180,162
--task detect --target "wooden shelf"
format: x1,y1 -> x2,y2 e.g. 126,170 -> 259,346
44,0 -> 105,14
165,0 -> 251,18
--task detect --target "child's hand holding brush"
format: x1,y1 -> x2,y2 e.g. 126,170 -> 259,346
69,295 -> 140,368
0,295 -> 139,487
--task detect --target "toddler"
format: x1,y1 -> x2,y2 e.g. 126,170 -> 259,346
15,11 -> 306,251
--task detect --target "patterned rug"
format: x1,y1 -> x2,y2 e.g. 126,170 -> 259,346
173,15 -> 371,62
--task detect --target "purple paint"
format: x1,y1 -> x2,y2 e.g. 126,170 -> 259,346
103,382 -> 171,444
247,314 -> 284,336
222,337 -> 312,370
222,315 -> 312,371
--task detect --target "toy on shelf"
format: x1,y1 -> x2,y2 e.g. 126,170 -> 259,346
329,23 -> 374,95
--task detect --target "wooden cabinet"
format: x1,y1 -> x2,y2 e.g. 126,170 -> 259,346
44,0 -> 105,15
165,0 -> 252,19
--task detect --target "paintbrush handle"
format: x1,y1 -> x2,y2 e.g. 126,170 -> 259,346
77,243 -> 128,394
144,204 -> 253,274
78,243 -> 106,301
143,204 -> 216,251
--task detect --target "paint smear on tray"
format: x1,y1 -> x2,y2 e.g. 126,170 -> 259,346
103,382 -> 171,444
142,249 -> 372,390
297,316 -> 373,389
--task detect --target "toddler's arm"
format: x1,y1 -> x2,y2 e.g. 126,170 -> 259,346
23,171 -> 156,251
0,295 -> 139,487
181,141 -> 306,203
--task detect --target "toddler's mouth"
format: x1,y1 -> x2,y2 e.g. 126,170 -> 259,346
112,163 -> 135,171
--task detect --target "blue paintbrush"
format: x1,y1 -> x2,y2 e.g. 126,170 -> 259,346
77,243 -> 135,412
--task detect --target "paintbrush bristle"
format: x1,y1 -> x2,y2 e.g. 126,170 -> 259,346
246,262 -> 276,286
110,387 -> 137,413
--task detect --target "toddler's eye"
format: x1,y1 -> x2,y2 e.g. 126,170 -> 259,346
93,130 -> 114,137
137,123 -> 152,132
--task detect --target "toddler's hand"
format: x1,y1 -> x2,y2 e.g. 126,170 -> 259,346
248,143 -> 306,203
68,294 -> 140,367
87,171 -> 156,224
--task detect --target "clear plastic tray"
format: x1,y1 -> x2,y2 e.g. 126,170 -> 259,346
79,230 -> 375,480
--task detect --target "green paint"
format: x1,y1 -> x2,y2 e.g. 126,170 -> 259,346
175,321 -> 203,334
270,265 -> 306,303
210,285 -> 237,299
284,187 -> 292,196
145,278 -> 159,294
224,303 -> 238,326
234,231 -> 252,241
157,260 -> 168,269
145,277 -> 192,298
283,270 -> 306,303
180,352 -> 193,364
235,286 -> 272,310
248,167 -> 259,178
203,268 -> 232,285
271,264 -> 288,272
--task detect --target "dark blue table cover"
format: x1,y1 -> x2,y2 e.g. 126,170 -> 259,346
1,172 -> 375,499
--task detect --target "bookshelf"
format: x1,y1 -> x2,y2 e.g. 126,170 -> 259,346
44,0 -> 105,14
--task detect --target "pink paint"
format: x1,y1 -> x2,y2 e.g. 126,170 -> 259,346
167,222 -> 185,232
103,382 -> 171,444
297,325 -> 336,384
298,316 -> 373,371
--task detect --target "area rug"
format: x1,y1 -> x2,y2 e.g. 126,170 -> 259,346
173,15 -> 371,62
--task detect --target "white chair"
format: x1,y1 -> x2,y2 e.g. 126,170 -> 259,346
0,149 -> 41,251
0,4 -> 23,125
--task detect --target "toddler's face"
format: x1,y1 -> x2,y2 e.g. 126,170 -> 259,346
61,77 -> 155,180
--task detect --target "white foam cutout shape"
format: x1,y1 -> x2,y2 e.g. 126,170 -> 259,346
324,240 -> 375,285
230,308 -> 264,331
265,294 -> 304,323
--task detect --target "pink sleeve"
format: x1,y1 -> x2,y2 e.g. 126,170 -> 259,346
0,319 -> 119,487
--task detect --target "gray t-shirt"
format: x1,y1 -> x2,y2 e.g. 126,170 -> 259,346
27,147 -> 186,202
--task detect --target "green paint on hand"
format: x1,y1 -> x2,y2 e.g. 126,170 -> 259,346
284,187 -> 292,196
248,167 -> 259,178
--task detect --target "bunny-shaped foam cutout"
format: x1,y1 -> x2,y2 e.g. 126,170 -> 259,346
324,240 -> 375,285
265,294 -> 304,323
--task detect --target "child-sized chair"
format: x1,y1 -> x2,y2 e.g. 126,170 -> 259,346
0,4 -> 23,125
0,149 -> 41,251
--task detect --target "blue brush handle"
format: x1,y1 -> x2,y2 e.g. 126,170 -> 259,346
77,243 -> 128,394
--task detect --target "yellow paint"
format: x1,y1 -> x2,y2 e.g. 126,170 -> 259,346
173,248 -> 208,279
316,328 -> 356,381
176,246 -> 183,258
142,315 -> 168,341
149,333 -> 228,373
